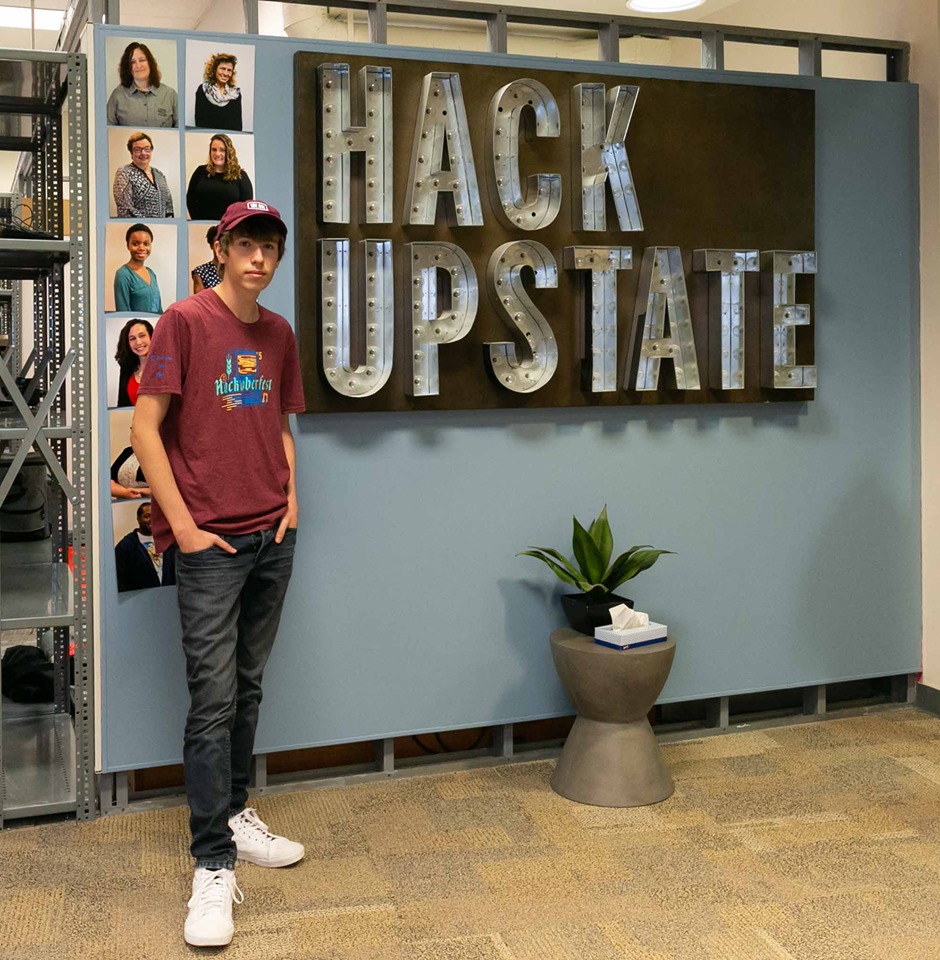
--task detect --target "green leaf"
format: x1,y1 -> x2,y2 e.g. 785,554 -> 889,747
603,546 -> 673,591
519,546 -> 581,580
517,549 -> 584,589
588,505 -> 613,571
572,517 -> 605,585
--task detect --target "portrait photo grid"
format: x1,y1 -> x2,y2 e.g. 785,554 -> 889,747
103,34 -> 258,593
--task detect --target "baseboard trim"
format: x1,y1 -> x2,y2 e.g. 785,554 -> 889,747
916,683 -> 940,716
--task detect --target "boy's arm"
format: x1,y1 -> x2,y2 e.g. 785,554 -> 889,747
131,394 -> 236,554
275,414 -> 298,543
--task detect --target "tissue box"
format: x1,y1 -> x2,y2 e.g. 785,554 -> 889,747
594,621 -> 668,650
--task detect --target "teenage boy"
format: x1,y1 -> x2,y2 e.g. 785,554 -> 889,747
131,200 -> 305,948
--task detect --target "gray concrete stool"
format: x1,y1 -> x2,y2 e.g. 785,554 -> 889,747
550,628 -> 676,807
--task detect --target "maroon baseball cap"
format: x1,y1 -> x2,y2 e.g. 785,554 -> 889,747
217,200 -> 287,238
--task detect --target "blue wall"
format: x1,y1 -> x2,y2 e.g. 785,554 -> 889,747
95,26 -> 921,771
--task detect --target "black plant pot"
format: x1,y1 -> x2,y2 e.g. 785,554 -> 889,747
560,592 -> 634,636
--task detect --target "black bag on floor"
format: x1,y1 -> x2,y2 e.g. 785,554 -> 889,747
1,645 -> 54,703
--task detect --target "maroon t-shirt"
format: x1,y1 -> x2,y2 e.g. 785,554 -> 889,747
138,288 -> 305,553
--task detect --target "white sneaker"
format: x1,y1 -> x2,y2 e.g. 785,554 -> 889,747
183,867 -> 243,947
229,807 -> 305,868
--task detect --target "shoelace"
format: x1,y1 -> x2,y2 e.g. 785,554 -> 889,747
188,871 -> 244,916
235,807 -> 275,840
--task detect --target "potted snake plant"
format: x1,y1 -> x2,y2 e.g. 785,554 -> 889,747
519,506 -> 672,635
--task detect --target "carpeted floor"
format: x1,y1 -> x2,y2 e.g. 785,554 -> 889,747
3,708 -> 940,959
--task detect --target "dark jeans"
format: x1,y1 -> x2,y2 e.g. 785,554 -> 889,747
176,525 -> 296,868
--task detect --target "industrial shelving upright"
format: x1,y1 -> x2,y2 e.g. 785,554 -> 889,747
0,194 -> 21,360
0,49 -> 93,826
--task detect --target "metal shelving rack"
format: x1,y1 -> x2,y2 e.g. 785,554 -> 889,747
0,49 -> 93,826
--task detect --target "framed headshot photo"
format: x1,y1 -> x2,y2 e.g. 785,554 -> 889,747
184,131 -> 256,221
185,38 -> 255,133
186,221 -> 221,295
105,312 -> 166,409
109,408 -> 150,503
104,36 -> 179,128
108,126 -> 181,220
104,220 -> 177,315
112,498 -> 177,594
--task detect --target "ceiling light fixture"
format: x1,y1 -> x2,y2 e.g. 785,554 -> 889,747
627,0 -> 706,13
